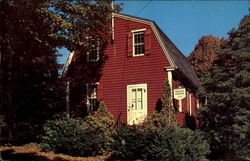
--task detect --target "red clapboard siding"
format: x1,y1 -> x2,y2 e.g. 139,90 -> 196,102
96,16 -> 199,126
98,17 -> 169,123
172,79 -> 199,126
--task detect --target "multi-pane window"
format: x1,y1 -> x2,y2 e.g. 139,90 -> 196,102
87,38 -> 100,62
133,32 -> 145,55
86,83 -> 98,111
131,88 -> 144,110
87,48 -> 99,62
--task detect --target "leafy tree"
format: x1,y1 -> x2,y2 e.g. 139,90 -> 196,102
198,15 -> 250,160
0,0 -> 113,141
187,36 -> 223,82
0,0 -> 63,140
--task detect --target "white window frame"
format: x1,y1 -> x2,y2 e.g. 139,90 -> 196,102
131,28 -> 146,57
87,38 -> 100,62
86,82 -> 99,112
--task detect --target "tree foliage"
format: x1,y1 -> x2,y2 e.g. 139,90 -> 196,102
198,15 -> 250,160
0,0 -> 113,141
187,36 -> 223,82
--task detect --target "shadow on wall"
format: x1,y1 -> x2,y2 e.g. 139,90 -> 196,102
155,98 -> 163,112
66,36 -> 109,117
184,113 -> 197,130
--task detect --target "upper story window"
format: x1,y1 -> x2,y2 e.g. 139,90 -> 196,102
87,38 -> 100,62
127,28 -> 151,57
133,32 -> 145,55
131,28 -> 146,56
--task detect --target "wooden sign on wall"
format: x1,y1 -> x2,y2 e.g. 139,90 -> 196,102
173,88 -> 186,100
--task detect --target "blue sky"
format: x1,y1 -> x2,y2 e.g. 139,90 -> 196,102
58,1 -> 249,64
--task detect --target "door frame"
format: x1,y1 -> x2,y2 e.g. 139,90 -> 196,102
126,83 -> 148,125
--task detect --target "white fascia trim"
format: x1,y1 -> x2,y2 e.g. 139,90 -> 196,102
165,66 -> 176,71
150,23 -> 176,67
131,28 -> 146,33
61,51 -> 75,77
114,13 -> 152,25
114,13 -> 176,67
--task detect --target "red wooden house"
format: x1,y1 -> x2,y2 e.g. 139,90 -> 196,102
63,13 -> 201,126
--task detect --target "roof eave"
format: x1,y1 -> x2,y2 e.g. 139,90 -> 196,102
61,51 -> 75,78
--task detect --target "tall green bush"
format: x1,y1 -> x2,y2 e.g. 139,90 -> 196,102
161,80 -> 176,123
80,101 -> 115,156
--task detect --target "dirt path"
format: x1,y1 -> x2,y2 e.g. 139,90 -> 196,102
0,144 -> 110,161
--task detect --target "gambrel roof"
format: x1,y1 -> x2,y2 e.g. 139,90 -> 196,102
115,13 -> 201,89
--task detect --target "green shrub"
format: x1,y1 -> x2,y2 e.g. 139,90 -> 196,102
80,104 -> 115,156
112,124 -> 210,161
143,111 -> 177,129
40,113 -> 84,155
41,102 -> 115,157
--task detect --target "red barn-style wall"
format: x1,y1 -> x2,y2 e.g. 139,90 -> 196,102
98,17 -> 171,123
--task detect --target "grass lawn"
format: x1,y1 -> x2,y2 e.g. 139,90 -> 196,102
0,143 -> 110,161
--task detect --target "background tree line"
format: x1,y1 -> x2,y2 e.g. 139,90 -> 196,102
0,0 -> 113,142
188,14 -> 250,160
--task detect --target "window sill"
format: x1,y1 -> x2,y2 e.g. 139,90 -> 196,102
127,53 -> 151,58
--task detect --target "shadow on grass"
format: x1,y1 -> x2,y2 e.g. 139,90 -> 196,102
1,149 -> 67,161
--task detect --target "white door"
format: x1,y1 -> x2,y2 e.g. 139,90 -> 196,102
127,84 -> 147,125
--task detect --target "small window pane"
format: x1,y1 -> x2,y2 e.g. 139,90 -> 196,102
137,88 -> 143,110
132,89 -> 136,110
89,99 -> 97,111
89,49 -> 98,61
